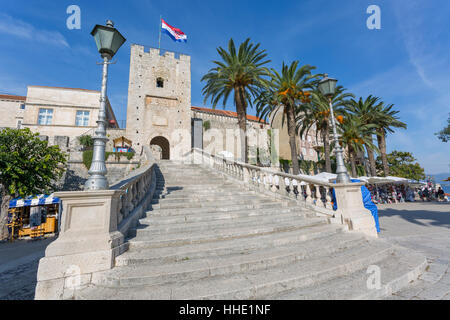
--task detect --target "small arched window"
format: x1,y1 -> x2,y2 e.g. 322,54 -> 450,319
156,77 -> 164,88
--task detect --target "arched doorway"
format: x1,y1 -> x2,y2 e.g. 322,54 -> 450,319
150,136 -> 170,160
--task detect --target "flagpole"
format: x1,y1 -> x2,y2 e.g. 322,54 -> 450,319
158,15 -> 162,51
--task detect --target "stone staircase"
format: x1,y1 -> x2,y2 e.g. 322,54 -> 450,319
75,161 -> 427,300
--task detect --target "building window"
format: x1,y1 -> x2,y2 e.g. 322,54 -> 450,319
302,147 -> 307,156
38,108 -> 53,125
75,110 -> 90,126
20,104 -> 25,110
16,120 -> 23,129
156,77 -> 164,88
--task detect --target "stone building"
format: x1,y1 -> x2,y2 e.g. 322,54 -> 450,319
267,105 -> 321,163
2,45 -> 322,169
0,94 -> 26,129
22,86 -> 119,148
191,106 -> 271,164
125,45 -> 192,161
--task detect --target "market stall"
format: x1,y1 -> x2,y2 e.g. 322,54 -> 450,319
7,194 -> 61,241
113,136 -> 132,153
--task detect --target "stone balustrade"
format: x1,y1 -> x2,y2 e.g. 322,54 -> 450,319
35,146 -> 157,300
192,148 -> 378,238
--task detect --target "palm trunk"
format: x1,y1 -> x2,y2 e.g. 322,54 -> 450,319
366,143 -> 377,176
286,104 -> 300,175
322,122 -> 331,173
0,186 -> 12,241
365,133 -> 376,176
235,87 -> 248,163
349,147 -> 357,178
377,129 -> 389,176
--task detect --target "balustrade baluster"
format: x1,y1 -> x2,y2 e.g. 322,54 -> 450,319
315,185 -> 324,207
305,184 -> 313,204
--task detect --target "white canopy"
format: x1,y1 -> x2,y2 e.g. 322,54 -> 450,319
313,172 -> 337,183
217,150 -> 234,158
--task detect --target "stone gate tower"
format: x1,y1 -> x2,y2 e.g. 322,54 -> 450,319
125,44 -> 191,160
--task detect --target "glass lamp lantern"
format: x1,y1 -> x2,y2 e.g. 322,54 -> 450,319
90,20 -> 126,58
318,74 -> 338,98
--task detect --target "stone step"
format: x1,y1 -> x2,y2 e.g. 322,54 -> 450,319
147,201 -> 294,216
77,241 -> 395,299
149,197 -> 279,210
134,212 -> 307,235
116,226 -> 351,267
94,232 -> 367,288
151,194 -> 263,204
155,184 -> 236,190
128,218 -> 330,249
152,190 -> 259,200
139,207 -> 304,225
264,246 -> 427,300
156,176 -> 225,182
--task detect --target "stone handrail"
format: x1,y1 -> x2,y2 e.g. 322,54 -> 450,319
35,146 -> 157,300
192,148 -> 335,212
192,148 -> 378,239
110,145 -> 156,235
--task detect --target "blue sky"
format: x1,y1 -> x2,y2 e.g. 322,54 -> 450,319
0,0 -> 448,175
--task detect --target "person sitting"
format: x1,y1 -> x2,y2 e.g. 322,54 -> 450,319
437,187 -> 445,202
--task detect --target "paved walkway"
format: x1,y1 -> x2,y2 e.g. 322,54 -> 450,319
0,237 -> 55,300
377,202 -> 450,300
0,202 -> 448,300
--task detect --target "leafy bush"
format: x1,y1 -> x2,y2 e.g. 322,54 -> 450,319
82,150 -> 136,169
78,135 -> 93,149
203,120 -> 211,131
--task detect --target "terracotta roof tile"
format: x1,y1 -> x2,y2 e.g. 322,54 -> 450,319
0,94 -> 26,101
28,85 -> 100,93
191,106 -> 266,123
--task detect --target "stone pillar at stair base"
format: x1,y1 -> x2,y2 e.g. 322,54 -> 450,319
333,182 -> 378,238
34,190 -> 125,300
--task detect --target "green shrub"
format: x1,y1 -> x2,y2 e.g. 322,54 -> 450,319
78,135 -> 93,149
82,151 -> 135,169
203,120 -> 211,131
82,149 -> 94,169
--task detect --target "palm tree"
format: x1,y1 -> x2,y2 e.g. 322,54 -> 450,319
346,95 -> 383,176
338,114 -> 378,177
297,86 -> 354,173
256,61 -> 318,175
201,38 -> 270,163
373,103 -> 407,176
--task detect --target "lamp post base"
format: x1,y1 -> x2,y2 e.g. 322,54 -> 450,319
84,175 -> 109,190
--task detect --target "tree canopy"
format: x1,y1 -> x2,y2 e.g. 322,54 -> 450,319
376,150 -> 425,181
0,128 -> 67,239
435,113 -> 450,142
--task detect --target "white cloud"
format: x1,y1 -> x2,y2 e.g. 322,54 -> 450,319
0,13 -> 69,48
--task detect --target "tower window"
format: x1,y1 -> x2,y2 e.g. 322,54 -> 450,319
156,78 -> 164,88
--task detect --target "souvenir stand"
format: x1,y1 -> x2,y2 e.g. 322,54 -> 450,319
7,194 -> 61,241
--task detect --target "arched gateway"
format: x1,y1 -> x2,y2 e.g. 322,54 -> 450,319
150,136 -> 170,160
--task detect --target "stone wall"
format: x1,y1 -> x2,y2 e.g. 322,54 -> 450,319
0,97 -> 25,128
270,105 -> 320,162
57,159 -> 140,191
22,86 -> 118,152
191,110 -> 271,165
125,45 -> 191,160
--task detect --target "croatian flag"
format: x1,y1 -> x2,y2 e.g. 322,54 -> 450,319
161,19 -> 187,42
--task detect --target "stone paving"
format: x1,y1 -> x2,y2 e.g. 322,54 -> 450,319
377,202 -> 450,300
1,201 -> 448,300
0,237 -> 54,300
